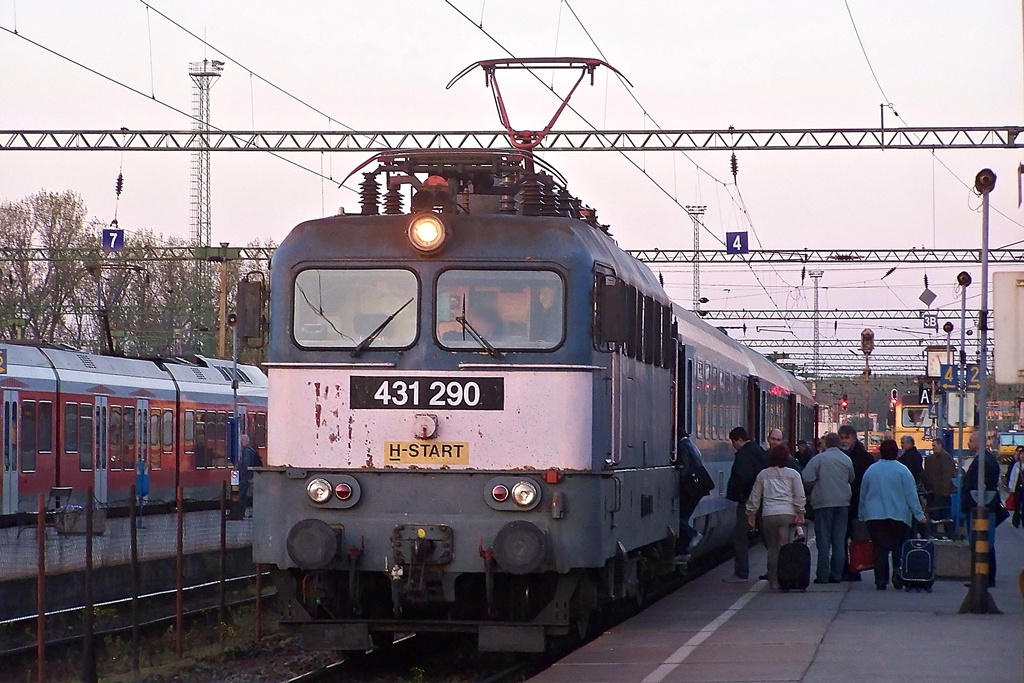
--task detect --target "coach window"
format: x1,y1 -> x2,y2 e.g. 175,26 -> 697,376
150,412 -> 161,471
184,410 -> 195,454
21,400 -> 37,473
293,268 -> 418,349
436,269 -> 564,351
122,407 -> 136,471
254,413 -> 267,449
194,411 -> 207,469
216,412 -> 228,468
161,409 -> 174,468
38,401 -> 52,455
79,404 -> 93,471
66,403 -> 80,456
108,407 -> 122,470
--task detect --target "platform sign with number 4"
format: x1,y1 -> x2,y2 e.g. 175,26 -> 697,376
102,228 -> 124,254
725,231 -> 748,255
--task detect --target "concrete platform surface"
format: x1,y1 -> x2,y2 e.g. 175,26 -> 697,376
0,509 -> 252,580
531,523 -> 1024,683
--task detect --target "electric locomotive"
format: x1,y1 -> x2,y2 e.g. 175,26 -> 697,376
253,150 -> 814,652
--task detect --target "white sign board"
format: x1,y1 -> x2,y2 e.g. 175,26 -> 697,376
945,391 -> 976,427
926,347 -> 955,379
994,272 -> 1024,384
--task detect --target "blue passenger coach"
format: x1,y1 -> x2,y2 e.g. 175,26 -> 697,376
252,150 -> 815,652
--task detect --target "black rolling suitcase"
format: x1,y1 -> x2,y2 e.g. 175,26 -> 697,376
899,536 -> 935,592
777,525 -> 811,591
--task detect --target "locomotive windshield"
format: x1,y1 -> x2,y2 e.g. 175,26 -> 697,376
436,269 -> 564,350
293,269 -> 418,349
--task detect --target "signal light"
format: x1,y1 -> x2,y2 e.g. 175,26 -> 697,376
840,394 -> 849,410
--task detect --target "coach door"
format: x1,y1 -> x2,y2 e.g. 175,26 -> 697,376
94,396 -> 109,504
677,345 -> 695,439
2,391 -> 19,515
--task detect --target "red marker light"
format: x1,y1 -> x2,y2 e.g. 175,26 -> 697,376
491,485 -> 509,502
335,482 -> 353,500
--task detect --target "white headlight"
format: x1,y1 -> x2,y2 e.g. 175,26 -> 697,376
511,480 -> 538,507
408,214 -> 447,253
306,478 -> 332,504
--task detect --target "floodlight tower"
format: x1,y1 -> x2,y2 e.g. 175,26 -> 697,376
188,59 -> 223,352
189,59 -> 223,249
685,205 -> 707,311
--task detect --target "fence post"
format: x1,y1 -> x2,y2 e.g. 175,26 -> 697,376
82,487 -> 96,683
219,480 -> 227,643
36,494 -> 45,683
255,563 -> 263,641
130,483 -> 139,673
176,486 -> 184,658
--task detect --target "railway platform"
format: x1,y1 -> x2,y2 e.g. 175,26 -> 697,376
531,523 -> 1024,683
0,508 -> 253,620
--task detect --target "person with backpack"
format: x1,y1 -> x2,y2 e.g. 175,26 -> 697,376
724,426 -> 768,582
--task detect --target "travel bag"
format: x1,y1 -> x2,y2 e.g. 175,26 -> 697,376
899,536 -> 935,592
848,539 -> 874,573
777,524 -> 811,591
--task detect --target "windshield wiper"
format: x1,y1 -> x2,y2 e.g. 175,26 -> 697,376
350,298 -> 414,358
455,314 -> 502,359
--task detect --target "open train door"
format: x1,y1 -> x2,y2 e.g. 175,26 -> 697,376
2,390 -> 19,515
677,344 -> 695,439
747,376 -> 761,444
93,396 -> 109,504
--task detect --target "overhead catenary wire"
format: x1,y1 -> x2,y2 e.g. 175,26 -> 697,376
0,23 -> 356,193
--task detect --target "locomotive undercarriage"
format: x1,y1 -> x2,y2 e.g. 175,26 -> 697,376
275,533 -> 678,652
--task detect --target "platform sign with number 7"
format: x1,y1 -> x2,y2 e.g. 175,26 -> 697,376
101,228 -> 124,254
725,231 -> 748,255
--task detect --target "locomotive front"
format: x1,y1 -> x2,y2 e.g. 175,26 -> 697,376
252,152 -> 679,652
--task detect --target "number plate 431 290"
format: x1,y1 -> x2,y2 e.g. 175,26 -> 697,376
350,376 -> 504,410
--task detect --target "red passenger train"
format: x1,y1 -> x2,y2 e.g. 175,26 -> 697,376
0,342 -> 267,515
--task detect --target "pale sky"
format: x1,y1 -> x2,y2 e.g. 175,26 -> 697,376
2,1 -> 1023,372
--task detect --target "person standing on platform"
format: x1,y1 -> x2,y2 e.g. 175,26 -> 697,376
746,445 -> 806,591
725,427 -> 769,582
860,439 -> 927,590
238,434 -> 263,511
924,438 -> 956,538
839,425 -> 875,581
768,428 -> 802,473
796,440 -> 815,468
802,433 -> 855,584
960,431 -> 1002,587
1007,447 -> 1024,528
899,435 -> 924,486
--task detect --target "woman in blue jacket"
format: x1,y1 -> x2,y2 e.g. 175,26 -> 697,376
860,439 -> 927,590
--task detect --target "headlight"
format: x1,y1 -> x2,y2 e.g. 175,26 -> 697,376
408,214 -> 447,253
511,480 -> 538,508
306,478 -> 332,504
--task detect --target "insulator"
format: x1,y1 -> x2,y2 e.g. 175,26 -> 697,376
520,177 -> 543,216
568,196 -> 583,219
540,183 -> 560,217
730,153 -> 738,180
383,186 -> 403,215
359,173 -> 380,216
115,173 -> 124,197
552,188 -> 571,217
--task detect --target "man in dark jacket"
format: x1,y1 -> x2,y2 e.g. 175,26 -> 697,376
725,426 -> 768,582
839,425 -> 875,580
961,431 -> 1002,587
796,440 -> 814,468
924,438 -> 956,538
899,435 -> 924,485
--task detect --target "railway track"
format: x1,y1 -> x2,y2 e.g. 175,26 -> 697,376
277,545 -> 733,683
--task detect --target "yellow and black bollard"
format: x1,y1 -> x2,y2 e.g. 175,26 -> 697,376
959,506 -> 1001,614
